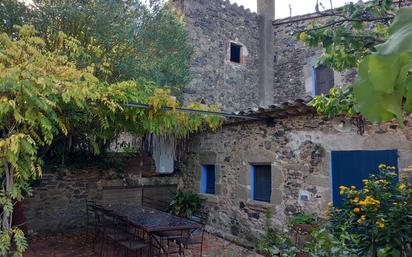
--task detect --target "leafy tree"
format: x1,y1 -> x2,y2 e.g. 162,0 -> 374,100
301,1 -> 412,126
0,0 -> 192,93
353,8 -> 412,126
0,26 -> 218,256
0,0 -> 31,36
298,0 -> 397,71
0,0 -> 199,162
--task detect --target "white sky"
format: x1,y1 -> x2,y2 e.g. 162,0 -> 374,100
230,0 -> 359,18
22,0 -> 358,19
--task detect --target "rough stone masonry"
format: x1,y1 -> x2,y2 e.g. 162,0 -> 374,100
178,114 -> 412,246
173,0 -> 353,111
173,0 -> 261,111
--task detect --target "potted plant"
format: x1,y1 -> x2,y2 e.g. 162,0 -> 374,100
290,213 -> 318,233
290,213 -> 319,257
169,191 -> 205,218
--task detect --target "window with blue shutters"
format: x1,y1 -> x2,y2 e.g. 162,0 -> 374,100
250,165 -> 271,202
331,149 -> 398,207
312,65 -> 334,96
201,165 -> 215,194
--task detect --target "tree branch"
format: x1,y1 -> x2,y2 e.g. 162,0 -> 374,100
293,16 -> 393,35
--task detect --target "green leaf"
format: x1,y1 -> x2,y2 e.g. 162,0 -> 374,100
353,52 -> 411,125
375,8 -> 412,55
404,76 -> 412,112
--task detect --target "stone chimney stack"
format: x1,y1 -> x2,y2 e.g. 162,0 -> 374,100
257,0 -> 275,106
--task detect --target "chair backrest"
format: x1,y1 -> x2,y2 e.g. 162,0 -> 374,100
86,200 -> 95,214
86,200 -> 98,226
141,185 -> 177,211
92,205 -> 108,225
191,211 -> 208,226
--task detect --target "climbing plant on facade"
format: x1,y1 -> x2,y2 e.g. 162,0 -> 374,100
0,26 -> 219,256
0,0 -> 201,164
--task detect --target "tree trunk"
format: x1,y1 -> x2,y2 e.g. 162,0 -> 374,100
2,162 -> 13,232
1,162 -> 14,257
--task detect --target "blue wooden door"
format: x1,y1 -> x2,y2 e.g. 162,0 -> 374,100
331,150 -> 398,206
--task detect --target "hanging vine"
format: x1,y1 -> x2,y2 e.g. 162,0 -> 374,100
0,26 -> 221,256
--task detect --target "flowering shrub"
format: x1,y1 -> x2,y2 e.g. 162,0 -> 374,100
257,165 -> 411,257
328,165 -> 412,256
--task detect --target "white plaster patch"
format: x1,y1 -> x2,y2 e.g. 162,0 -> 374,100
298,189 -> 311,205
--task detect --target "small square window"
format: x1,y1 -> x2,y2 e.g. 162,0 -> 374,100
230,43 -> 242,63
250,165 -> 271,202
201,165 -> 216,194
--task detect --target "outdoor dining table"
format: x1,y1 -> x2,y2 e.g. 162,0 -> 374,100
102,203 -> 201,256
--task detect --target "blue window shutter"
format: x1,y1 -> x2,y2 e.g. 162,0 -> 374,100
313,65 -> 334,95
201,166 -> 207,193
312,65 -> 316,97
201,165 -> 215,194
253,165 -> 272,202
331,150 -> 398,207
250,165 -> 255,200
205,165 -> 216,194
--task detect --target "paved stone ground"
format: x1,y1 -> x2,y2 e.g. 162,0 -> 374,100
24,233 -> 260,257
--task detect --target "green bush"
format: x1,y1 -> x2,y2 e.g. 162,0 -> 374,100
305,165 -> 412,257
305,227 -> 359,257
256,210 -> 299,257
169,191 -> 205,218
290,213 -> 318,226
257,165 -> 412,257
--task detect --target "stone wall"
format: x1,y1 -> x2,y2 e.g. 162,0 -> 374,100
270,1 -> 412,103
272,15 -> 320,103
178,115 -> 412,246
272,14 -> 358,103
23,157 -> 179,235
173,0 -> 261,111
175,0 -> 412,108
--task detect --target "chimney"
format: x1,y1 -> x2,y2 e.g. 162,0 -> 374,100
257,0 -> 275,106
257,0 -> 275,19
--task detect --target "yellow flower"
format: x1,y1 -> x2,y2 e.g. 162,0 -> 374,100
339,186 -> 349,191
376,221 -> 385,228
362,179 -> 369,184
353,197 -> 359,203
399,184 -> 406,190
376,179 -> 388,185
364,188 -> 369,193
378,164 -> 387,169
299,32 -> 306,41
359,196 -> 380,206
328,202 -> 333,207
351,186 -> 356,189
357,219 -> 363,224
360,215 -> 366,220
353,207 -> 360,213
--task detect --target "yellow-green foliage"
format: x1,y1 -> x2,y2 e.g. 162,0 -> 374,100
0,26 -> 221,255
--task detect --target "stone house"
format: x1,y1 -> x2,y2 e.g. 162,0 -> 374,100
23,0 -> 412,248
171,0 -> 412,246
177,100 -> 412,246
